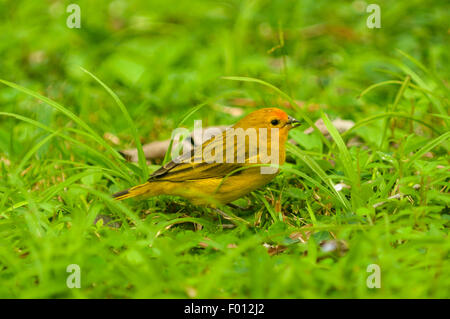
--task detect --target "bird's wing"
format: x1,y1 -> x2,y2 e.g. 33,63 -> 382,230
148,130 -> 257,182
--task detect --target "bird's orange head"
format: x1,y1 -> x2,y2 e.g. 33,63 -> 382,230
233,107 -> 300,140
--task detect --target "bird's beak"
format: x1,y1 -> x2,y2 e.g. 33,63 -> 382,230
287,115 -> 301,128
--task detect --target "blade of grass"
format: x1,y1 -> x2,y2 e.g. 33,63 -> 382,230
321,112 -> 362,208
80,67 -> 149,180
391,58 -> 448,123
305,199 -> 318,226
405,131 -> 450,170
39,169 -> 106,203
254,192 -> 280,223
0,169 -> 107,216
15,130 -> 60,175
357,80 -> 403,99
396,49 -> 448,93
286,143 -> 351,211
380,76 -> 410,150
0,79 -> 125,164
342,112 -> 442,137
281,166 -> 342,203
0,112 -> 132,182
73,185 -> 151,233
358,79 -> 443,101
162,101 -> 208,165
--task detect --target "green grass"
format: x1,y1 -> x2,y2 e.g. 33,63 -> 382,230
0,0 -> 449,298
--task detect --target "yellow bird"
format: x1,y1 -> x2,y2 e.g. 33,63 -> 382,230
113,108 -> 300,206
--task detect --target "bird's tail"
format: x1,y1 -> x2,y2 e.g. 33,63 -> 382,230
113,182 -> 153,200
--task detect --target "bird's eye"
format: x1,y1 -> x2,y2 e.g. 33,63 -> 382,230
271,119 -> 280,126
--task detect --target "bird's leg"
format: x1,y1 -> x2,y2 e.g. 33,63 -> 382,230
226,203 -> 246,210
210,207 -> 237,229
212,207 -> 233,220
212,207 -> 250,227
219,224 -> 236,229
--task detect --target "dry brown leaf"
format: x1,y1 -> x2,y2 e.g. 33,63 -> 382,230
289,224 -> 313,243
198,237 -> 219,250
0,157 -> 11,166
263,243 -> 288,256
222,106 -> 244,117
198,242 -> 209,248
104,132 -> 120,145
